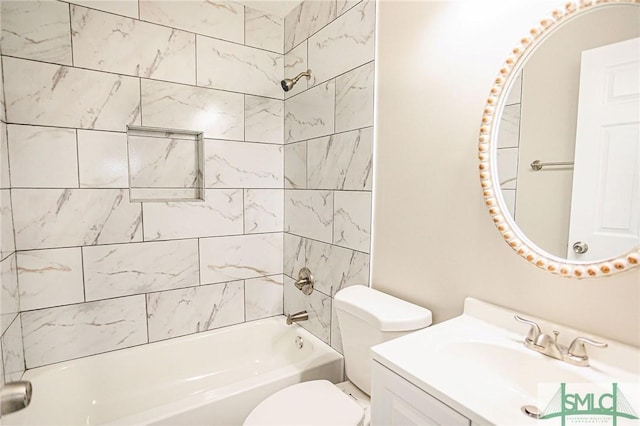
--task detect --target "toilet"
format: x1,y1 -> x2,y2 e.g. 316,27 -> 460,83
243,285 -> 432,426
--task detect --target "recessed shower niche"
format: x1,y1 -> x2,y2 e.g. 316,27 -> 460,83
126,126 -> 204,202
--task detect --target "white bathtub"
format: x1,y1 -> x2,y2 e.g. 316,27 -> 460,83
4,316 -> 344,426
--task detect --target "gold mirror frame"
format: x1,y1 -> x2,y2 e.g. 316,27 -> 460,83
478,0 -> 640,279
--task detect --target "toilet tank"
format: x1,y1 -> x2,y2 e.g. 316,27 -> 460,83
334,285 -> 432,395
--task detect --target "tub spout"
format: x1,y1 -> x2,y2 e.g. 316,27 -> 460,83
286,310 -> 309,325
1,381 -> 32,416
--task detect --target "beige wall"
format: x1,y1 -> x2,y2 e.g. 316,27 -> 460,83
516,6 -> 639,258
372,0 -> 640,347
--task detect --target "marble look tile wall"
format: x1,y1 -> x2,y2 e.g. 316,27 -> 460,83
283,0 -> 374,351
0,18 -> 22,381
0,0 -> 287,371
497,72 -> 523,218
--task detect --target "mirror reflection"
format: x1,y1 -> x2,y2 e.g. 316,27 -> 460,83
495,4 -> 640,263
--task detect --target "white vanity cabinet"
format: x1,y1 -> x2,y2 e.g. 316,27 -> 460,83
371,361 -> 471,426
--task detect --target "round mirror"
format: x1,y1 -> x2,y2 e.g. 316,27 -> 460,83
479,0 -> 640,278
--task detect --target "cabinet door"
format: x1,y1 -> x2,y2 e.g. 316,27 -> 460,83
371,362 -> 470,426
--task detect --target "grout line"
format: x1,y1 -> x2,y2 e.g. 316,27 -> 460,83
197,238 -> 202,285
10,231 -> 285,255
57,1 -> 282,55
80,247 -> 87,302
284,231 -> 370,256
68,3 -> 75,67
0,54 -> 285,102
74,129 -> 81,188
144,294 -> 150,343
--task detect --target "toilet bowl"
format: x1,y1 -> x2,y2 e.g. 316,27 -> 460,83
243,285 -> 432,426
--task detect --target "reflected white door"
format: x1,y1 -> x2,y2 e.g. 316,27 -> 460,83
567,37 -> 640,261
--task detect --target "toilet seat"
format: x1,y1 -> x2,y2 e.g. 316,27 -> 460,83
243,380 -> 364,426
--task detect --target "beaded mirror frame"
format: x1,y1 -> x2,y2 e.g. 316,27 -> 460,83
478,0 -> 640,278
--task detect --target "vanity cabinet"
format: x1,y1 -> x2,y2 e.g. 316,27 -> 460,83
371,361 -> 471,426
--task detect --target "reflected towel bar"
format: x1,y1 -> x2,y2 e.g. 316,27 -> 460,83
530,160 -> 574,171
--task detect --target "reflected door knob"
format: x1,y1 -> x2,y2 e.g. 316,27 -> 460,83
572,241 -> 589,254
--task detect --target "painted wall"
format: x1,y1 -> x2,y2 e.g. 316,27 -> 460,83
282,0 -> 375,353
373,1 -> 640,347
0,0 -> 288,374
516,6 -> 639,258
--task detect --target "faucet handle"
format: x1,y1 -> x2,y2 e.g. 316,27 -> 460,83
567,337 -> 608,359
514,315 -> 542,344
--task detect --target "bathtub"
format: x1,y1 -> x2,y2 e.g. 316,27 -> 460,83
4,316 -> 344,426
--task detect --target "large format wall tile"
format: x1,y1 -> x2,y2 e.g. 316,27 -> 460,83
139,0 -> 243,43
0,61 -> 4,123
335,62 -> 375,133
497,104 -> 521,149
141,79 -> 243,140
245,8 -> 284,54
142,189 -> 243,240
284,41 -> 308,99
71,6 -> 196,85
77,130 -> 129,188
285,190 -> 332,243
196,36 -> 283,100
4,58 -> 141,131
0,190 -> 15,259
128,135 -> 199,189
7,125 -> 79,188
308,0 -> 375,86
307,128 -> 373,190
245,275 -> 283,321
1,254 -> 19,335
333,191 -> 371,253
0,59 -> 7,122
1,123 -> 7,185
205,140 -> 283,188
147,281 -> 244,342
282,235 -> 369,297
22,296 -> 147,368
0,0 -> 73,65
1,316 -> 24,381
245,96 -> 284,144
244,189 -> 284,234
304,238 -> 369,296
285,80 -> 335,143
330,303 -> 343,354
200,233 -> 283,284
67,0 -> 139,19
338,0 -> 362,16
284,142 -> 307,189
12,189 -> 142,250
284,275 -> 331,344
17,248 -> 84,311
284,0 -> 336,53
83,240 -> 199,301
283,232 -> 305,279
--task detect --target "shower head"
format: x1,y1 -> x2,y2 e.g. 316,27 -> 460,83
280,69 -> 312,92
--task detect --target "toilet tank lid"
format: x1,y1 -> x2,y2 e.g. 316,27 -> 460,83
334,285 -> 432,332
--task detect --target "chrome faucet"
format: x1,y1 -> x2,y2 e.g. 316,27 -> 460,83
514,315 -> 607,367
286,310 -> 309,325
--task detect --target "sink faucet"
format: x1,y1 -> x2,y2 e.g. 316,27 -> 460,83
514,315 -> 607,367
286,310 -> 309,325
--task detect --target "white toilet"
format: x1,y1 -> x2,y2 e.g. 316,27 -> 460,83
243,285 -> 432,426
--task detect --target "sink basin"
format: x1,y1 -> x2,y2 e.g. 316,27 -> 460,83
371,298 -> 640,425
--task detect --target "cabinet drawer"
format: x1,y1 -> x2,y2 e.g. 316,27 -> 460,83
371,361 -> 470,426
